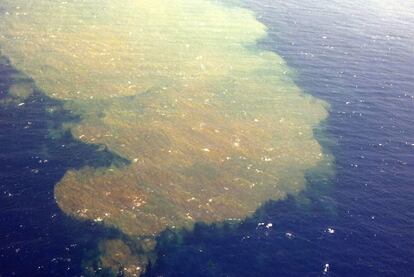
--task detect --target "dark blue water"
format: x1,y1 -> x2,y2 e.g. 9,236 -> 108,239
145,1 -> 414,276
0,57 -> 128,276
1,0 -> 413,276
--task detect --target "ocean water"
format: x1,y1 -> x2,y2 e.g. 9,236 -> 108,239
1,0 -> 413,276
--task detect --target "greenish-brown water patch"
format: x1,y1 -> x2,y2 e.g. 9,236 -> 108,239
0,0 -> 332,275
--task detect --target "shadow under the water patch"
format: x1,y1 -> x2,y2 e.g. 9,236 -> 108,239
144,171 -> 336,277
0,55 -> 128,276
142,114 -> 336,277
144,195 -> 336,277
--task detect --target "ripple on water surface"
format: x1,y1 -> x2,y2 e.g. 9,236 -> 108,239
0,0 -> 331,275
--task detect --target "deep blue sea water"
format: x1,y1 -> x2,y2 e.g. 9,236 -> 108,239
1,0 -> 413,276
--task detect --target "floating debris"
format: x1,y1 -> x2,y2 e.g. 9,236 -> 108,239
323,263 -> 330,274
0,0 -> 331,275
326,228 -> 335,234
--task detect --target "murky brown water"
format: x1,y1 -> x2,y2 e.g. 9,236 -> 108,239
0,0 -> 331,275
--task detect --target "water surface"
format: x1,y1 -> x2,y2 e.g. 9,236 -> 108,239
1,0 -> 413,276
0,0 -> 330,275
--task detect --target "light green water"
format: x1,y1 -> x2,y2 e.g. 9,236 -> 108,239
0,0 -> 331,275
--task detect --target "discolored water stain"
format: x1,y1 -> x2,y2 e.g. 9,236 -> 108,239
0,0 -> 332,275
